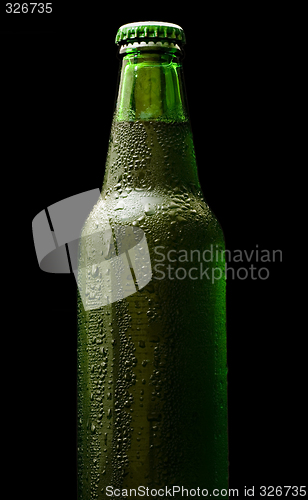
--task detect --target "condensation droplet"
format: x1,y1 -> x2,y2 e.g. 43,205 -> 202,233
114,201 -> 125,210
144,203 -> 155,216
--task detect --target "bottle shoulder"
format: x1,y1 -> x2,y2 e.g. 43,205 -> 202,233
81,188 -> 224,248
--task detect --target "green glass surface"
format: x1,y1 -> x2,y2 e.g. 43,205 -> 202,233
77,22 -> 228,499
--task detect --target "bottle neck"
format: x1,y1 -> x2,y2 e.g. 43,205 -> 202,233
115,46 -> 189,122
102,46 -> 200,196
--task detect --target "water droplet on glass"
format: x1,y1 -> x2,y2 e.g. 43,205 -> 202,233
144,203 -> 155,216
147,412 -> 162,422
91,264 -> 99,277
176,215 -> 187,222
168,202 -> 180,209
114,200 -> 125,210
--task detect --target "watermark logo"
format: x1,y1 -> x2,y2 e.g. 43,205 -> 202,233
33,189 -> 282,310
152,245 -> 282,282
32,189 -> 152,311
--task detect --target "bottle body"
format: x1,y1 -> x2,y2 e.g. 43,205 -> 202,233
77,29 -> 228,499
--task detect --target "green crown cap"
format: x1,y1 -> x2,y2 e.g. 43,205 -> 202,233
115,21 -> 186,46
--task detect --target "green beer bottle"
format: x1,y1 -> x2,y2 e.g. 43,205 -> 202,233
77,21 -> 228,498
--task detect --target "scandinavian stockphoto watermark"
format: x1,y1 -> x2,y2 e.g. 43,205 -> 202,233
32,189 -> 282,311
152,244 -> 282,283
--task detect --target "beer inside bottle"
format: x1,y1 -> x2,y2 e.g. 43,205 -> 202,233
77,21 -> 228,498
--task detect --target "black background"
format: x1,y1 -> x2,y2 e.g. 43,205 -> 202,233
2,4 -> 302,499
